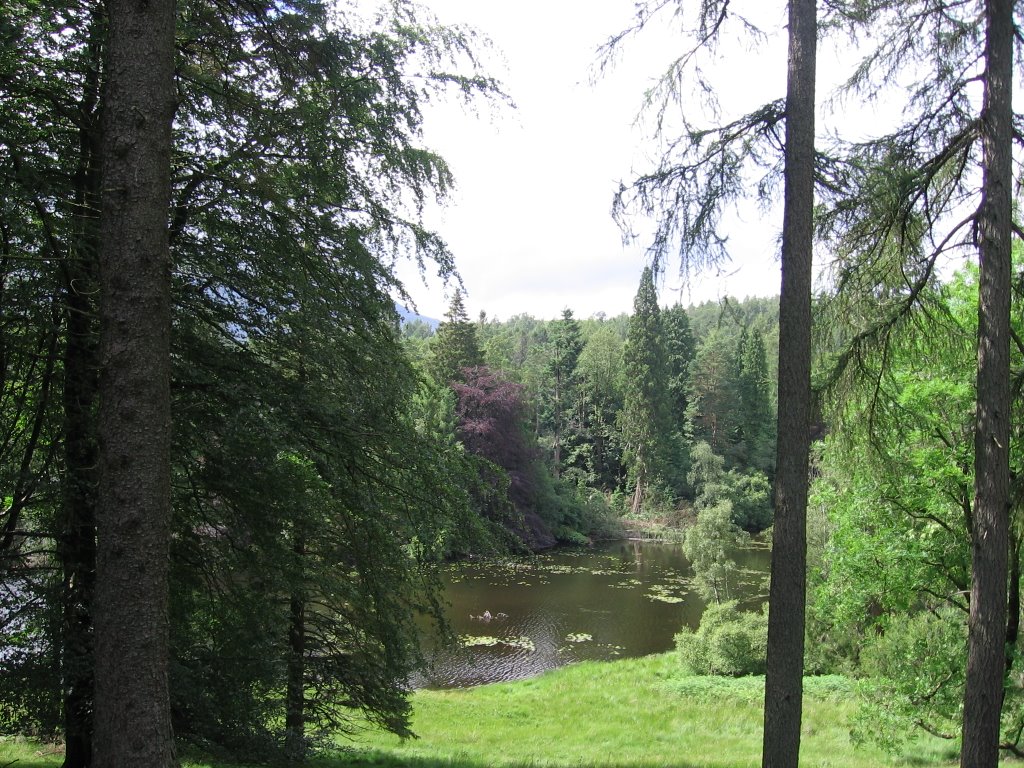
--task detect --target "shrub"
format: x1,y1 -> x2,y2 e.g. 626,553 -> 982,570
675,600 -> 768,677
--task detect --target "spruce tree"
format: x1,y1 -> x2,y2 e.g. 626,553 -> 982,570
620,267 -> 670,515
429,289 -> 484,387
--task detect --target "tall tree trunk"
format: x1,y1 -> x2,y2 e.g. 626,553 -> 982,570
60,21 -> 104,764
285,536 -> 306,762
961,0 -> 1013,764
60,264 -> 98,768
92,0 -> 176,762
762,1 -> 816,766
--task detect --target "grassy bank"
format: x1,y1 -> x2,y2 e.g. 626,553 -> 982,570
2,654 -> 961,768
338,654 -> 957,768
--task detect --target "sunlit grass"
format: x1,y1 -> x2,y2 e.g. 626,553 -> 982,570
344,654 -> 961,768
2,655 -> 965,768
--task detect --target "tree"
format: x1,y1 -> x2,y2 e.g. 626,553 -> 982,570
605,0 -> 819,751
429,289 -> 484,387
685,441 -> 750,603
813,0 -> 1016,759
452,366 -> 550,547
962,1 -> 1013,763
687,327 -> 742,460
576,324 -> 626,490
684,499 -> 746,603
620,266 -> 670,514
92,0 -> 176,762
0,0 -> 505,758
737,327 -> 774,474
663,304 -> 697,426
544,309 -> 583,477
663,304 -> 697,495
762,3 -> 817,764
808,263 -> 1024,754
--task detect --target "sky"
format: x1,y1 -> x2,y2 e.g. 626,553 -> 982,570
395,0 -> 797,323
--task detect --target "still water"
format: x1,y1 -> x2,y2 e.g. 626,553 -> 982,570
415,539 -> 770,689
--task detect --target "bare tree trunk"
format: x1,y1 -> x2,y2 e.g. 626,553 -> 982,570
60,24 -> 104,764
961,0 -> 1013,764
285,538 -> 307,762
762,1 -> 816,766
92,0 -> 176,762
60,265 -> 98,768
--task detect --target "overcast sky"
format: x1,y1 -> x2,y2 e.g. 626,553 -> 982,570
396,0 -> 795,322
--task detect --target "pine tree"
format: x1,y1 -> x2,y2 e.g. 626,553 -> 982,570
620,267 -> 670,515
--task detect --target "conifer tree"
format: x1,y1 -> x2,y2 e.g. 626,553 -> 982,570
620,267 -> 670,515
429,289 -> 484,387
546,309 -> 584,477
737,327 -> 774,474
687,327 -> 742,461
93,0 -> 176,761
662,304 -> 696,494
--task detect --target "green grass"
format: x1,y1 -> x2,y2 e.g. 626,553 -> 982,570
336,654 -> 958,768
1,655 -> 963,767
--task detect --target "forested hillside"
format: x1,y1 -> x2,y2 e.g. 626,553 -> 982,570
402,283 -> 781,549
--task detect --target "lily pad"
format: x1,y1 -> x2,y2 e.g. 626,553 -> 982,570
645,584 -> 687,603
459,634 -> 536,652
565,632 -> 593,643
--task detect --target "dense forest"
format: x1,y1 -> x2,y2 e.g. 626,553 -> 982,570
400,283 -> 780,550
1,0 -> 1021,766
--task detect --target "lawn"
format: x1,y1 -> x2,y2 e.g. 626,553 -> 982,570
2,654 -> 962,768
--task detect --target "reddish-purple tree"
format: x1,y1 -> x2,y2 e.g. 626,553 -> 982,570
452,366 -> 551,547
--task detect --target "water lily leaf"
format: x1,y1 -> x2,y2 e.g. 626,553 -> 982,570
459,634 -> 535,652
565,632 -> 593,643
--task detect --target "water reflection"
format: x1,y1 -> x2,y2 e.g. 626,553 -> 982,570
415,539 -> 769,689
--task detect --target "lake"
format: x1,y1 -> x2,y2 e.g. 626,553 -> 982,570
415,539 -> 770,688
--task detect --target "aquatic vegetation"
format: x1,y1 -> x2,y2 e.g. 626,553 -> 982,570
565,632 -> 593,643
460,635 -> 536,652
645,584 -> 687,603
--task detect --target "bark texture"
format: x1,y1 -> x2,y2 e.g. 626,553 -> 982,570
961,0 -> 1013,764
761,1 -> 816,766
92,0 -> 176,762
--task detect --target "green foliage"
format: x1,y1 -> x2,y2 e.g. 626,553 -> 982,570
735,327 -> 774,474
810,262 -> 1024,751
687,327 -> 742,461
683,500 -> 747,603
620,267 -> 671,513
688,441 -> 772,532
850,608 -> 967,752
575,323 -> 626,490
428,290 -> 485,387
675,601 -> 768,677
0,0 -> 506,758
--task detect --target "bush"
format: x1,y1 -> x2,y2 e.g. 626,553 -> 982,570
675,600 -> 768,677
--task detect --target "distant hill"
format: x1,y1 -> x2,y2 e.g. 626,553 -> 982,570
397,304 -> 440,329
